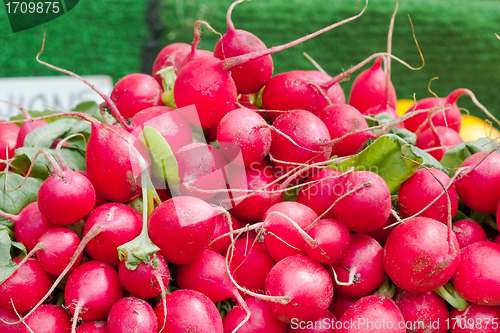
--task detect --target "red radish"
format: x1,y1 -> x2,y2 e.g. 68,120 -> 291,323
0,202 -> 56,252
455,151 -> 500,213
109,73 -> 163,119
175,142 -> 228,200
393,289 -> 449,333
0,121 -> 20,166
228,160 -> 283,223
28,227 -> 83,276
176,249 -> 249,313
318,104 -> 373,157
118,253 -> 170,300
327,234 -> 385,297
179,20 -> 214,69
297,169 -> 342,219
398,167 -> 458,223
415,126 -> 464,161
152,42 -> 191,82
174,1 -> 367,129
270,111 -> 331,174
265,254 -> 333,324
230,238 -> 277,297
213,0 -> 273,95
154,289 -> 223,333
1,102 -> 47,149
0,257 -> 55,314
384,217 -> 460,293
208,213 -> 246,254
75,321 -> 107,333
263,201 -> 318,262
223,297 -> 287,333
403,89 -> 467,133
452,219 -> 487,248
304,218 -> 351,265
452,241 -> 500,306
364,216 -> 396,245
65,261 -> 124,329
107,297 -> 157,333
261,71 -> 336,120
0,307 -> 22,333
36,150 -> 96,226
328,292 -> 360,320
82,203 -> 143,268
332,170 -> 392,233
295,70 -> 345,105
449,303 -> 500,333
337,295 -> 405,333
147,196 -> 218,265
129,105 -> 193,154
217,108 -> 272,167
288,310 -> 337,332
348,57 -> 397,114
18,304 -> 71,333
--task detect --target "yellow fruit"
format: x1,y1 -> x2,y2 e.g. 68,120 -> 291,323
396,99 -> 415,116
460,114 -> 500,142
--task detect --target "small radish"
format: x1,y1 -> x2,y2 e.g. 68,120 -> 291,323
263,201 -> 318,262
130,105 -> 193,154
75,321 -> 107,333
230,238 -> 277,297
65,261 -> 124,330
213,0 -> 273,95
348,56 -> 397,114
217,108 -> 272,167
208,213 -> 246,254
265,254 -> 333,324
82,203 -> 143,268
318,103 -> 373,157
297,169 -> 342,219
393,289 -> 449,333
36,150 -> 96,226
0,121 -> 20,166
384,217 -> 460,293
270,111 -> 332,174
415,126 -> 464,161
228,160 -> 283,223
328,292 -> 360,320
0,202 -> 56,252
452,219 -> 487,248
363,215 -> 396,245
107,297 -> 157,333
109,73 -> 163,119
337,295 -> 405,333
304,218 -> 351,265
0,257 -> 55,314
288,310 -> 337,332
403,88 -> 467,134
398,167 -> 458,223
118,253 -> 170,300
332,170 -> 391,233
452,241 -> 500,306
154,289 -> 223,333
175,143 -> 228,200
327,234 -> 385,297
0,102 -> 48,149
449,303 -> 500,333
223,298 -> 287,333
152,42 -> 191,83
18,304 -> 72,333
454,151 -> 500,213
174,1 -> 367,129
147,196 -> 218,265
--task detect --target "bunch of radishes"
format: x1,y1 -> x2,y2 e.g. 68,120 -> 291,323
1,0 -> 500,332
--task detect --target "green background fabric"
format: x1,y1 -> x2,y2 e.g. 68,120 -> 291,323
1,0 -> 499,118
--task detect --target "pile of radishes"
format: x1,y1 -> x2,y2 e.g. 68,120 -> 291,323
2,0 -> 500,332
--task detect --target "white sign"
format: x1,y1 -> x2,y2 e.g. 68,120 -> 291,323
0,75 -> 114,120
